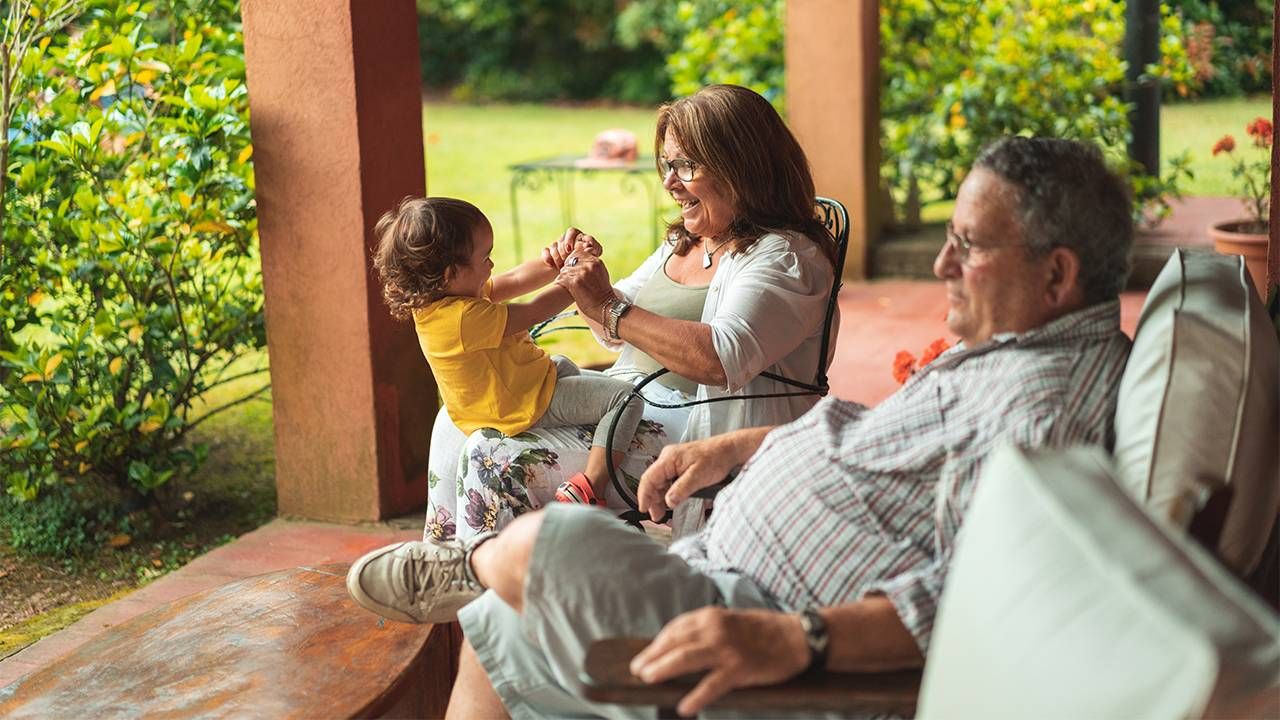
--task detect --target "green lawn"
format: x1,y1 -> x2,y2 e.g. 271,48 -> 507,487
1162,94 -> 1272,197
423,101 -> 679,365
921,94 -> 1272,222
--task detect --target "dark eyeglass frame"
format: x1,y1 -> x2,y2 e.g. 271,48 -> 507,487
944,221 -> 1024,264
658,156 -> 698,183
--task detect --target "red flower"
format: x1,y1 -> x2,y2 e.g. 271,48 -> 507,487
1246,117 -> 1273,148
919,338 -> 951,366
892,351 -> 917,385
893,338 -> 952,384
1212,135 -> 1235,156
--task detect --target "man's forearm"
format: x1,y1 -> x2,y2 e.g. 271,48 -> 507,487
717,425 -> 774,467
819,596 -> 923,672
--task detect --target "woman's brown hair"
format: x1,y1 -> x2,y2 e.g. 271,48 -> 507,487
373,196 -> 488,320
654,84 -> 837,268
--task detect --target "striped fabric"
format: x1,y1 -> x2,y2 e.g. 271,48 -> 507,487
672,300 -> 1132,653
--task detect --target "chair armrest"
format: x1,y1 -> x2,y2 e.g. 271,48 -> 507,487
580,637 -> 922,717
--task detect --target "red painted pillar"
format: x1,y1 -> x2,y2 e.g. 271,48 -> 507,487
786,0 -> 882,279
1269,5 -> 1277,295
241,0 -> 435,521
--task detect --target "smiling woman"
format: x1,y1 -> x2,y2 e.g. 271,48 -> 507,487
420,84 -> 843,541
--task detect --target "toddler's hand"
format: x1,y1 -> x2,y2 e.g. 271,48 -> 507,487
574,235 -> 602,258
544,227 -> 591,270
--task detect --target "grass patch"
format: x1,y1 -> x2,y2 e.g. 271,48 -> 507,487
424,101 -> 679,366
1162,94 -> 1272,198
0,588 -> 135,660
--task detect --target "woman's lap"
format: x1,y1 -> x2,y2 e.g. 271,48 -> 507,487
425,385 -> 691,541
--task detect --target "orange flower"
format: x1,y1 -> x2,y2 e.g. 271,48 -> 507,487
919,338 -> 951,366
1212,135 -> 1235,156
1246,117 -> 1273,148
892,351 -> 917,385
893,338 -> 952,384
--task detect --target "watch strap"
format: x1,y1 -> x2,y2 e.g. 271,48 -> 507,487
798,608 -> 830,674
603,298 -> 631,341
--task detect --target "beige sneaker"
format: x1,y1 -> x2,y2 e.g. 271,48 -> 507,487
345,538 -> 487,623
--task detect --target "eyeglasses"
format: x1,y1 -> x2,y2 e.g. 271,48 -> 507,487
658,156 -> 698,182
944,221 -> 1024,265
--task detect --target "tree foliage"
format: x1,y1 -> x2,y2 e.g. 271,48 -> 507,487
1,0 -> 265,509
417,0 -> 668,103
627,0 -> 1198,220
1173,0 -> 1273,98
879,0 -> 1195,216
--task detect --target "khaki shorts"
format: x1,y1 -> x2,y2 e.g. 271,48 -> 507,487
458,504 -> 775,720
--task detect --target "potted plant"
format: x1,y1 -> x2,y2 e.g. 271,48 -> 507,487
1209,117 -> 1272,297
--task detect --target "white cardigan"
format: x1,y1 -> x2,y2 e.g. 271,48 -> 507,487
601,231 -> 835,443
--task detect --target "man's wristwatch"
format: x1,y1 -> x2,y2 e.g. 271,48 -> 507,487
602,298 -> 632,341
797,608 -> 830,674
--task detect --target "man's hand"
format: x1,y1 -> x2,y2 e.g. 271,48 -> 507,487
636,428 -> 771,522
629,608 -> 810,717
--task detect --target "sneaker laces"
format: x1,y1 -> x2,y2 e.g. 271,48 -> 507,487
403,542 -> 479,612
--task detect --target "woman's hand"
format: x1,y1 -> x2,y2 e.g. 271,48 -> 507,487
629,607 -> 810,717
554,251 -> 614,323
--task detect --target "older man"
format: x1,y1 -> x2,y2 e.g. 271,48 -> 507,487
346,137 -> 1135,719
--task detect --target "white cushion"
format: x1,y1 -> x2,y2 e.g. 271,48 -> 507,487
1114,249 -> 1280,574
919,445 -> 1280,720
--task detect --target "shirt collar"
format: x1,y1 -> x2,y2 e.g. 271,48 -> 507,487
939,300 -> 1122,365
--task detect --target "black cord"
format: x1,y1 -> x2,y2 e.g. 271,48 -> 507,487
604,366 -> 829,522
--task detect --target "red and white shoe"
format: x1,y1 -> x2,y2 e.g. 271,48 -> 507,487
554,472 -> 606,508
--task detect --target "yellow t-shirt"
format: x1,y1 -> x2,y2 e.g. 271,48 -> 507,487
412,288 -> 556,436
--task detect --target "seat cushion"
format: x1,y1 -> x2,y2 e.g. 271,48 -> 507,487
919,445 -> 1280,720
1113,249 -> 1280,574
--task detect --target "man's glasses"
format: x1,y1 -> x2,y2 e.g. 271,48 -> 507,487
658,157 -> 698,182
944,221 -> 1024,264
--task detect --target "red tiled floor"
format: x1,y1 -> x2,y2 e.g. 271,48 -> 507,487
1139,196 -> 1240,247
828,279 -> 1147,406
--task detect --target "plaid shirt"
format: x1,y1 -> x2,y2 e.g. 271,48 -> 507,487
673,300 -> 1131,652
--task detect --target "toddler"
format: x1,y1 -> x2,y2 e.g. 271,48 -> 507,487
373,196 -> 643,508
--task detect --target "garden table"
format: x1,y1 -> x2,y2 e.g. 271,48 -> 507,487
508,154 -> 664,258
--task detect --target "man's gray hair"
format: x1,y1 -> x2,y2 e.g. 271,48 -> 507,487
974,137 -> 1133,303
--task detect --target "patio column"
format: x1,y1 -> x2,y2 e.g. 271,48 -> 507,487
1269,8 -> 1278,294
241,0 -> 435,522
786,0 -> 882,279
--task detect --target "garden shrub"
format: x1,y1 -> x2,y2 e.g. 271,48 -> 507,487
637,0 -> 1197,223
880,0 -> 1196,220
1173,0 -> 1273,98
417,0 -> 669,103
617,0 -> 783,109
0,0 -> 266,523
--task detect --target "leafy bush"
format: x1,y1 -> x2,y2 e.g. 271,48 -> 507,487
880,0 -> 1196,219
1174,0 -> 1273,98
665,1 -> 784,110
636,0 -> 1196,221
0,0 -> 266,516
0,486 -> 100,558
417,0 -> 669,103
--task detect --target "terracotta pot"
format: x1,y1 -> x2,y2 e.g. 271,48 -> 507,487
1210,219 -> 1270,299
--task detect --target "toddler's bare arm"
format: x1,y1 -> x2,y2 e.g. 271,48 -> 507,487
502,285 -> 574,337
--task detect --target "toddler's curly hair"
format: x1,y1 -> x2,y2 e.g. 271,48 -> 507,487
373,196 -> 488,320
